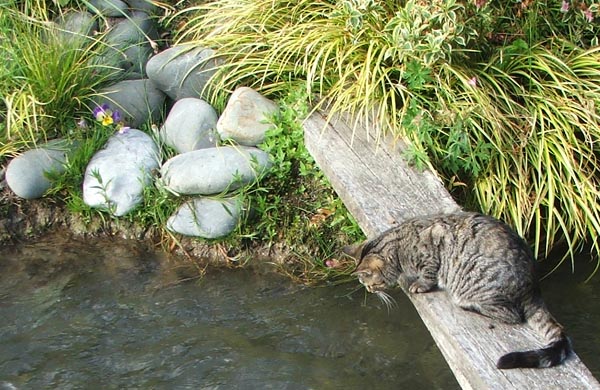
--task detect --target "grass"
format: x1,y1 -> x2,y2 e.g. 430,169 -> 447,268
0,0 -> 364,284
229,84 -> 364,283
402,39 -> 600,272
174,0 -> 600,276
5,0 -> 600,280
40,81 -> 363,283
0,0 -> 119,157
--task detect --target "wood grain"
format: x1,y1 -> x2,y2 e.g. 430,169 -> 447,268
303,109 -> 600,390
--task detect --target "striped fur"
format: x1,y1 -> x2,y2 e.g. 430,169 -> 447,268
345,212 -> 572,369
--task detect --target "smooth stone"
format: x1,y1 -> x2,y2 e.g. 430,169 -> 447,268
160,146 -> 272,195
216,87 -> 279,146
146,45 -> 220,100
87,0 -> 129,17
93,79 -> 165,128
166,197 -> 241,239
101,12 -> 158,77
104,12 -> 158,48
6,148 -> 66,199
54,11 -> 98,45
121,44 -> 154,79
83,129 -> 159,216
125,0 -> 158,14
159,98 -> 219,154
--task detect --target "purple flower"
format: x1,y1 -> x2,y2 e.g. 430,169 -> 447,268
560,0 -> 570,13
93,103 -> 122,127
112,109 -> 122,124
468,77 -> 478,87
584,8 -> 594,22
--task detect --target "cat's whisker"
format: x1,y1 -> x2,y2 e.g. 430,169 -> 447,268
375,290 -> 397,311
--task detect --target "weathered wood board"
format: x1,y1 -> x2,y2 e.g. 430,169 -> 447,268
303,109 -> 600,390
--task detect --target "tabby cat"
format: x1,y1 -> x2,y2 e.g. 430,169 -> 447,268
344,211 -> 571,369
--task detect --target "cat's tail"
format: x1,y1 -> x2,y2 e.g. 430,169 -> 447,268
496,332 -> 571,369
496,299 -> 572,369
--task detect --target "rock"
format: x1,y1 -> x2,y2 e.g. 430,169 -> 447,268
87,0 -> 129,17
5,141 -> 75,199
103,11 -> 158,78
160,146 -> 272,195
54,11 -> 98,46
166,197 -> 242,239
122,44 -> 155,79
146,45 -> 220,100
125,0 -> 158,14
6,149 -> 65,200
159,98 -> 219,154
216,87 -> 279,146
93,79 -> 165,128
83,129 -> 159,216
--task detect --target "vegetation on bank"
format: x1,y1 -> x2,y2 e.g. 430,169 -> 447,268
0,0 -> 362,284
2,0 -> 600,278
0,0 -> 118,156
175,0 -> 600,276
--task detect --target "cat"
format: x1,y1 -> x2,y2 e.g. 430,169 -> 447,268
343,211 -> 572,369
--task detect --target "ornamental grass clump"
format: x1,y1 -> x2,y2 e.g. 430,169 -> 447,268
176,0 -> 483,135
0,0 -> 117,157
176,0 -> 600,274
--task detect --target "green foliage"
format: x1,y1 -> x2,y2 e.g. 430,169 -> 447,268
174,0 -> 482,132
176,0 -> 600,276
45,120 -> 111,200
234,85 -> 364,281
0,0 -> 118,157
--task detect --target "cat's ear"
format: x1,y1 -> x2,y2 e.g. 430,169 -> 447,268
352,261 -> 371,275
342,242 -> 364,263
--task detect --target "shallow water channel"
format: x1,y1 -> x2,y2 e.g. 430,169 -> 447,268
0,234 -> 598,389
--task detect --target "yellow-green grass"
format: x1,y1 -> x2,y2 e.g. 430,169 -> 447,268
0,0 -> 118,157
175,0 -> 600,275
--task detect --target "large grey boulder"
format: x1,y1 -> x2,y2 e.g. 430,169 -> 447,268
103,11 -> 159,78
166,197 -> 242,239
159,98 -> 219,154
93,79 -> 165,128
54,11 -> 98,46
216,87 -> 279,146
146,45 -> 220,100
125,0 -> 158,14
83,129 -> 159,216
87,0 -> 129,17
5,143 -> 71,199
160,146 -> 272,195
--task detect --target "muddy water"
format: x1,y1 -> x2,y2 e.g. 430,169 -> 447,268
0,235 -> 458,389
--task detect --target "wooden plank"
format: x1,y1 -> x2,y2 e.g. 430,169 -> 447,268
303,109 -> 600,390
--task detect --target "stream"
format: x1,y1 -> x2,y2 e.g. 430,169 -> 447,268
0,234 -> 598,389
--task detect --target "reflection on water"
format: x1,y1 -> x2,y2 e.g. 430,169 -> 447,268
539,256 -> 600,379
0,234 -> 458,389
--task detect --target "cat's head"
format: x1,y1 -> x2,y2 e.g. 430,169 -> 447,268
343,242 -> 387,293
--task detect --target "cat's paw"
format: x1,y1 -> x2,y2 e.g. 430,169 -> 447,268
408,280 -> 434,294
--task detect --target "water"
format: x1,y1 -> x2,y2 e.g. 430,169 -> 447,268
1,236 -> 599,389
538,256 -> 600,379
0,234 -> 458,389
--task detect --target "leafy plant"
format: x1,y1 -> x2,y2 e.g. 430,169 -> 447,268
232,84 -> 364,282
